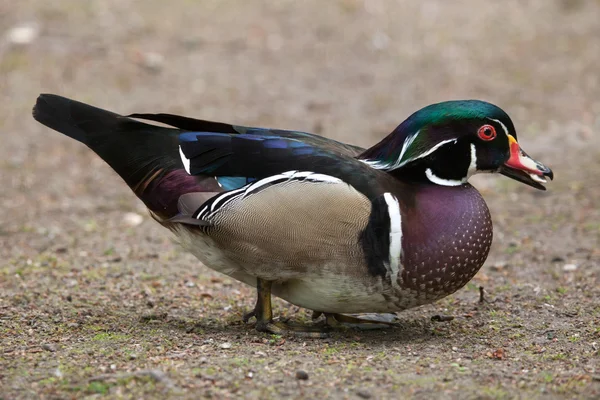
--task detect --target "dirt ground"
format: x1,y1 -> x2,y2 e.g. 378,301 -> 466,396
1,1 -> 599,399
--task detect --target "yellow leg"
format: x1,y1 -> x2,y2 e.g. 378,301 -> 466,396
243,279 -> 329,338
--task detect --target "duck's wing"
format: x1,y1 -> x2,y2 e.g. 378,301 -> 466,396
129,112 -> 365,157
171,170 -> 401,282
129,112 -> 372,193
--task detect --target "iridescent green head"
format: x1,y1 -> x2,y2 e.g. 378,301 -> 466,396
360,100 -> 553,190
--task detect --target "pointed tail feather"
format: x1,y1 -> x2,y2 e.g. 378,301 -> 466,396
32,94 -> 184,190
32,94 -> 211,218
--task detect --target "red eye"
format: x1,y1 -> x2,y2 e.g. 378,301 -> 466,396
477,124 -> 496,141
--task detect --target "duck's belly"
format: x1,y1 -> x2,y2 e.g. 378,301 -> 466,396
172,225 -> 449,313
272,276 -> 424,313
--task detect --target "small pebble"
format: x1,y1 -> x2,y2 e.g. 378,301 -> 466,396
123,212 -> 143,227
42,343 -> 56,352
220,342 -> 232,349
562,263 -> 578,272
491,260 -> 508,270
6,23 -> 39,45
295,370 -> 309,380
357,389 -> 372,399
141,52 -> 164,72
371,31 -> 390,50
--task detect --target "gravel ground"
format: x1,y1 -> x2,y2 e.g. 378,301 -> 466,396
1,1 -> 599,399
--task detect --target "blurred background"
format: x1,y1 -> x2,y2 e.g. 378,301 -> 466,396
1,1 -> 599,398
3,0 -> 598,269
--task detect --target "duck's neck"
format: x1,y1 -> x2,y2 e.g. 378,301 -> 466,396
387,158 -> 471,188
362,134 -> 475,187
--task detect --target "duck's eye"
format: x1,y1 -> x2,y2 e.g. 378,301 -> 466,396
477,124 -> 496,141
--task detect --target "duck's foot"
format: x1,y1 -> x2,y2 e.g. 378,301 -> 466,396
321,313 -> 400,331
244,279 -> 329,338
256,320 -> 329,338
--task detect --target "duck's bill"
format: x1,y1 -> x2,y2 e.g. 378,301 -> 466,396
499,135 -> 554,190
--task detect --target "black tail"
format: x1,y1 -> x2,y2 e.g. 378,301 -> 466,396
32,94 -> 183,192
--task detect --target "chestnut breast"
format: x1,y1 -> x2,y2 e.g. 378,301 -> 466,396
398,183 -> 493,301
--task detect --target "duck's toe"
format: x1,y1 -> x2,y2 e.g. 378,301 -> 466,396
255,320 -> 330,339
323,313 -> 400,331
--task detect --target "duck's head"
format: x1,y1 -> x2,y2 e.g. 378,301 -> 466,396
359,100 -> 554,190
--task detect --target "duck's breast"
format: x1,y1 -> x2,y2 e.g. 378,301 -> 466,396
396,183 -> 493,305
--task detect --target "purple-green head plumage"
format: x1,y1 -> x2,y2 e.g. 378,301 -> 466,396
359,100 -> 552,190
359,100 -> 514,169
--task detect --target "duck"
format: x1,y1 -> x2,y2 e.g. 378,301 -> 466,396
32,94 -> 553,335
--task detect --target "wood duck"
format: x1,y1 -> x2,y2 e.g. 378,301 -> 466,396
33,94 -> 553,335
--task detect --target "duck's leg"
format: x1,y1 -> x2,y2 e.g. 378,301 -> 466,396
242,279 -> 273,328
243,279 -> 329,338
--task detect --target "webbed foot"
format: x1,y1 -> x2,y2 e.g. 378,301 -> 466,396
322,313 -> 400,331
244,279 -> 329,338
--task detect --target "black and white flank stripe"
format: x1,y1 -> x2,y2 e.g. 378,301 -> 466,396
194,171 -> 342,221
360,192 -> 403,288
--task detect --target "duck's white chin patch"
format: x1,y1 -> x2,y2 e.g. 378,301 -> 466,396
425,168 -> 466,186
529,173 -> 547,184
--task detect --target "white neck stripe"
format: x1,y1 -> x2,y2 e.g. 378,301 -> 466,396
488,118 -> 510,136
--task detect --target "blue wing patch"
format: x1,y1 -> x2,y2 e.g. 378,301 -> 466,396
217,176 -> 257,191
178,131 -> 320,177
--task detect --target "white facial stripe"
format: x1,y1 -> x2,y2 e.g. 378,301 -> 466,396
361,134 -> 457,171
383,193 -> 402,289
399,138 -> 457,168
424,143 -> 477,186
360,159 -> 388,169
488,118 -> 509,136
425,168 -> 465,186
179,146 -> 191,175
396,130 -> 420,166
359,132 -> 421,170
